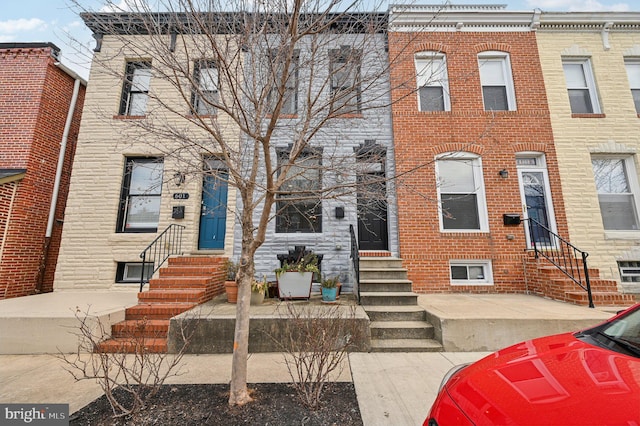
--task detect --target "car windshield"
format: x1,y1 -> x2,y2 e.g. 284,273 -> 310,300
578,306 -> 640,357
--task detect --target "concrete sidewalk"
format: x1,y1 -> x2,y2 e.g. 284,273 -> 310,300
0,351 -> 489,425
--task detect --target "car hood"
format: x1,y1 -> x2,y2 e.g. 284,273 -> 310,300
446,332 -> 640,425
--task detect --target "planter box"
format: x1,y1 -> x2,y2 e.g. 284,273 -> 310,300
277,271 -> 313,299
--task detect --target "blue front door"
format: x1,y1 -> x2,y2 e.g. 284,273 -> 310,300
198,171 -> 228,249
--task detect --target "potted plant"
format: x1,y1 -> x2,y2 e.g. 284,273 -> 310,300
321,276 -> 339,302
250,276 -> 267,305
224,259 -> 239,303
275,253 -> 320,300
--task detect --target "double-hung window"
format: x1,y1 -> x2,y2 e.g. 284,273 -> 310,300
117,157 -> 164,233
415,51 -> 450,112
562,58 -> 601,114
592,156 -> 640,230
269,50 -> 299,115
192,60 -> 218,116
625,59 -> 640,114
329,46 -> 361,114
119,61 -> 152,116
478,52 -> 516,111
436,154 -> 488,231
276,149 -> 322,233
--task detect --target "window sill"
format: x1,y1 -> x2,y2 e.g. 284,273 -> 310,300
334,113 -> 363,119
440,230 -> 490,235
418,110 -> 450,114
187,114 -> 217,119
266,114 -> 298,119
571,113 -> 606,118
113,115 -> 146,120
450,281 -> 494,286
604,230 -> 640,240
482,109 -> 517,114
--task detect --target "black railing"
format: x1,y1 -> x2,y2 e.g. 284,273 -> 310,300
527,218 -> 593,308
139,224 -> 185,292
349,224 -> 360,303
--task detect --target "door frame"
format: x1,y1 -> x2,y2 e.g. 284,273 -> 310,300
516,153 -> 558,249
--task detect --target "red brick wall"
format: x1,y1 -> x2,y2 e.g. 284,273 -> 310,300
0,46 -> 85,298
388,31 -> 568,294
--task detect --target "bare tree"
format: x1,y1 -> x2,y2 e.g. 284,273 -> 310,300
71,0 -> 420,407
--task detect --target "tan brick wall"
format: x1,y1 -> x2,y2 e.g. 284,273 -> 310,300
54,36 -> 239,290
537,30 -> 640,290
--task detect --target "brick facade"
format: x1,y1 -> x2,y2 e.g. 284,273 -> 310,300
0,43 -> 85,298
388,15 -> 568,293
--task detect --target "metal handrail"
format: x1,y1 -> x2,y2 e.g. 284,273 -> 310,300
349,224 -> 361,303
139,224 -> 185,292
526,218 -> 593,308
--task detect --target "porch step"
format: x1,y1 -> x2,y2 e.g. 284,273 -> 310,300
566,291 -> 635,307
360,268 -> 409,280
370,321 -> 434,340
125,303 -> 197,320
111,320 -> 169,338
138,289 -> 207,304
149,277 -> 212,289
370,338 -> 443,353
360,292 -> 418,306
97,337 -> 167,354
359,279 -> 412,292
365,305 -> 427,322
159,266 -> 221,277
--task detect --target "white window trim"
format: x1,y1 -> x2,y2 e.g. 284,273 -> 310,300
592,155 -> 640,231
562,57 -> 601,114
449,260 -> 494,286
415,51 -> 450,112
435,152 -> 489,233
477,51 -> 517,111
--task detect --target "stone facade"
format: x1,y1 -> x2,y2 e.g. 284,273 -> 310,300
537,13 -> 640,293
0,43 -> 85,298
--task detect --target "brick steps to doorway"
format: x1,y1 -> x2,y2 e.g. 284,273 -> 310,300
97,256 -> 226,354
527,255 -> 635,307
359,254 -> 442,352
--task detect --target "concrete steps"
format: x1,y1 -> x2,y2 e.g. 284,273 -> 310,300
359,254 -> 442,352
97,256 -> 226,354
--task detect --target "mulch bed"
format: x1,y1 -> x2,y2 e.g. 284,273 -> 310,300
70,382 -> 363,425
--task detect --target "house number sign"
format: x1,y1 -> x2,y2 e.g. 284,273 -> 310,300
173,193 -> 190,200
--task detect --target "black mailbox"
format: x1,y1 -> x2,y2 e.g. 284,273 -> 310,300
503,214 -> 521,226
172,206 -> 185,219
335,206 -> 345,219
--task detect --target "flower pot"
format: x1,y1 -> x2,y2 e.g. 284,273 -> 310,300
225,281 -> 238,303
277,271 -> 313,299
321,287 -> 337,302
250,291 -> 265,305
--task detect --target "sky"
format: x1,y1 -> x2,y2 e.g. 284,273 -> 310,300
1,0 -> 636,81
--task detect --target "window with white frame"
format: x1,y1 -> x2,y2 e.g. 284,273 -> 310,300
116,157 -> 164,233
477,52 -> 516,111
119,61 -> 152,116
625,59 -> 640,114
116,262 -> 154,283
591,156 -> 640,230
192,59 -> 218,116
415,51 -> 450,112
562,58 -> 601,114
618,261 -> 640,283
450,261 -> 493,285
436,154 -> 488,231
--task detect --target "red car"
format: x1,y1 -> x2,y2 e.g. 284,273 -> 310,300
425,303 -> 640,425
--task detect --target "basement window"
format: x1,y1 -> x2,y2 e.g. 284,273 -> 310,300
116,262 -> 154,283
619,261 -> 640,283
450,261 -> 493,285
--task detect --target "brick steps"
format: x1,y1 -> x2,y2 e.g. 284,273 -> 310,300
527,255 -> 635,307
96,256 -> 226,354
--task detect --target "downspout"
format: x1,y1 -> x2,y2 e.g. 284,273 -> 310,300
37,63 -> 86,292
